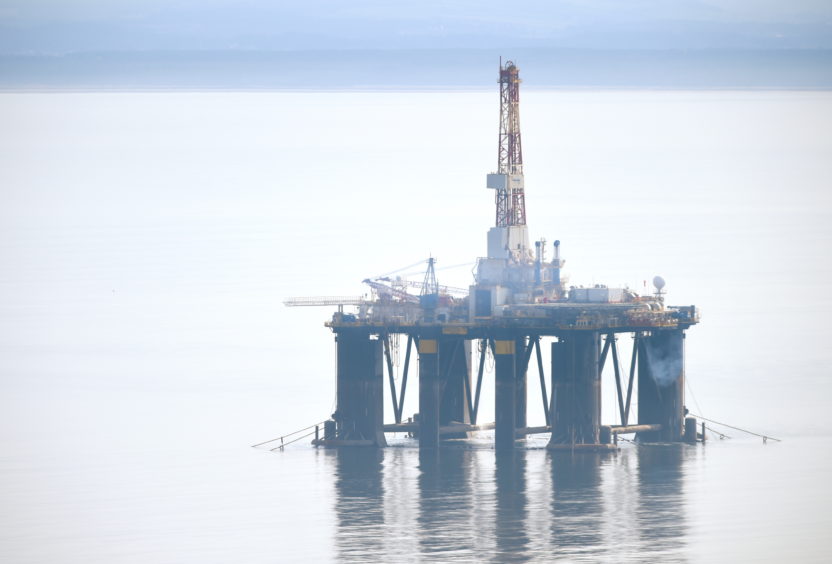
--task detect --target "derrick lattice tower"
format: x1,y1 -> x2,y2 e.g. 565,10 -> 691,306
495,60 -> 526,228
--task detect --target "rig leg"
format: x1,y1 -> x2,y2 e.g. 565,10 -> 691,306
548,332 -> 602,447
439,338 -> 472,438
335,329 -> 387,446
515,338 -> 530,433
637,330 -> 686,442
418,338 -> 441,449
494,339 -> 517,450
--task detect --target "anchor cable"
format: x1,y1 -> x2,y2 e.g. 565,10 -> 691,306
269,429 -> 317,451
251,420 -> 329,449
685,377 -> 704,417
690,413 -> 781,442
704,425 -> 731,439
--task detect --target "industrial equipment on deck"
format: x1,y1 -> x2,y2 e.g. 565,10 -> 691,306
287,59 -> 701,451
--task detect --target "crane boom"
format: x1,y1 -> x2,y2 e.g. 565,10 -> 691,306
362,279 -> 421,304
284,296 -> 366,307
395,279 -> 468,296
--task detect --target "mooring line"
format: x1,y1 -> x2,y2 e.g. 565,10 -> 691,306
704,425 -> 731,439
690,413 -> 781,443
269,429 -> 317,451
251,420 -> 328,449
685,377 -> 704,418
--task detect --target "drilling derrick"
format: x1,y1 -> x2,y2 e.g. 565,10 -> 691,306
477,59 -> 542,316
496,61 -> 526,227
486,61 -> 531,264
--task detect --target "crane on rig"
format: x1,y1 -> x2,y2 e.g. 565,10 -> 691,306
372,277 -> 468,297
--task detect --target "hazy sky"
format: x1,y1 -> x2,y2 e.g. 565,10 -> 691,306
1,0 -> 831,54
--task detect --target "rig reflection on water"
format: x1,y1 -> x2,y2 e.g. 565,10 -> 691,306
331,446 -> 689,562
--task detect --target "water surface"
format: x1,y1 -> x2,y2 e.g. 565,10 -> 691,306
1,90 -> 831,562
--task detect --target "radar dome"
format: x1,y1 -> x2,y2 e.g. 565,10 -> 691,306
653,276 -> 666,291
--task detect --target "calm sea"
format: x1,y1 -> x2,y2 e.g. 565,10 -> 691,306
1,90 -> 831,562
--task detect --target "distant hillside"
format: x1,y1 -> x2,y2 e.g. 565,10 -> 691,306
2,49 -> 831,91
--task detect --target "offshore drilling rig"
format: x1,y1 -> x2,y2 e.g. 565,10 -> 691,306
285,60 -> 700,451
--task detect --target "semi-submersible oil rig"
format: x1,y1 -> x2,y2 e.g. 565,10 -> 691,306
286,60 -> 701,451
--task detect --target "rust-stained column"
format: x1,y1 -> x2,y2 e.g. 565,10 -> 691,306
637,330 -> 685,442
418,338 -> 441,449
494,339 -> 517,450
439,338 -> 472,437
548,331 -> 601,446
515,337 -> 529,431
335,329 -> 386,446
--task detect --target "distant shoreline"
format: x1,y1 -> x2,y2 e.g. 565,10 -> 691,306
2,48 -> 831,91
3,86 -> 832,94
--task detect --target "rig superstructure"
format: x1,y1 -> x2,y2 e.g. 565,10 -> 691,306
285,60 -> 700,451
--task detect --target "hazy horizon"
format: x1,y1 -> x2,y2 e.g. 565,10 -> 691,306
3,1 -> 830,90
2,48 -> 831,91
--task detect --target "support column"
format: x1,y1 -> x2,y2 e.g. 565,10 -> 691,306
335,329 -> 387,446
637,330 -> 685,442
494,339 -> 517,450
515,337 -> 529,431
548,331 -> 601,446
418,338 -> 441,449
439,338 -> 472,437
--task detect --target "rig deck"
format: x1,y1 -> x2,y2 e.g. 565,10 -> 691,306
323,305 -> 698,451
